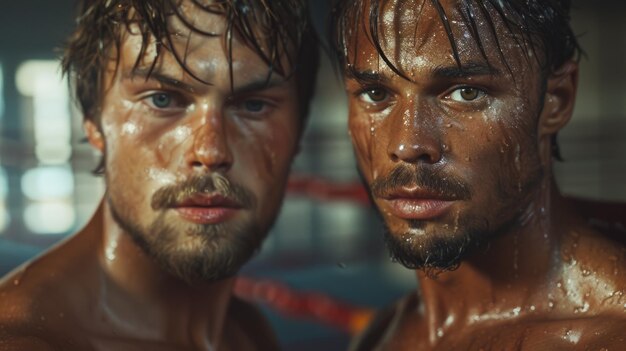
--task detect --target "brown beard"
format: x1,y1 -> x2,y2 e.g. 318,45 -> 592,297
108,173 -> 262,284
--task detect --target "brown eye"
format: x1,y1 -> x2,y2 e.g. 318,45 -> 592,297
460,88 -> 479,100
360,88 -> 388,103
449,87 -> 485,102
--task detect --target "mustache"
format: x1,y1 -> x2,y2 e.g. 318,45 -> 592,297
151,173 -> 256,210
370,165 -> 471,200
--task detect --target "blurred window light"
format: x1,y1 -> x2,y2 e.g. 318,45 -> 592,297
0,202 -> 9,234
319,202 -> 363,238
21,166 -> 74,201
24,201 -> 76,234
16,60 -> 72,164
0,166 -> 7,199
0,62 -> 4,119
0,167 -> 9,233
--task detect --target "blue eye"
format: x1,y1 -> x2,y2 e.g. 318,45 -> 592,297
244,99 -> 265,112
151,93 -> 172,108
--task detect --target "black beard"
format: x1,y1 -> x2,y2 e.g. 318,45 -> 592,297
383,205 -> 530,278
373,158 -> 543,277
383,217 -> 489,277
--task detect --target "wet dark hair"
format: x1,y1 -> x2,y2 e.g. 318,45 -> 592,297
63,0 -> 319,173
330,0 -> 582,159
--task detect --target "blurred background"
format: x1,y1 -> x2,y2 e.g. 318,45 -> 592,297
0,1 -> 624,350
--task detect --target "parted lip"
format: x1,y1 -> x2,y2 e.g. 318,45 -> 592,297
379,187 -> 457,220
173,193 -> 243,208
378,186 -> 459,201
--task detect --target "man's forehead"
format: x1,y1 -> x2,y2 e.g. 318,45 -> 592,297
164,1 -> 226,38
119,33 -> 285,85
347,0 -> 533,78
112,1 -> 291,87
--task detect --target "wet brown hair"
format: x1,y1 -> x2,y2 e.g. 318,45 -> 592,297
64,0 -> 319,118
330,0 -> 582,159
63,0 -> 319,172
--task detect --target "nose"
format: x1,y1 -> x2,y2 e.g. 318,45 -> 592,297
386,110 -> 443,165
185,112 -> 234,172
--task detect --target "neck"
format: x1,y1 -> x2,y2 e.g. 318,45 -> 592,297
96,200 -> 234,349
416,177 -> 573,341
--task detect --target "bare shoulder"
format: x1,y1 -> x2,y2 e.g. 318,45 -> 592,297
0,261 -> 57,327
0,335 -> 58,351
0,264 -> 81,351
582,317 -> 626,348
0,277 -> 72,350
0,233 -> 99,349
222,296 -> 279,351
511,315 -> 626,350
427,315 -> 626,350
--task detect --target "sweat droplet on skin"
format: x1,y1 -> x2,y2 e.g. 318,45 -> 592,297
121,121 -> 140,136
563,329 -> 581,344
146,168 -> 177,187
105,239 -> 118,262
453,210 -> 460,233
173,125 -> 192,143
573,301 -> 590,314
511,306 -> 521,316
121,99 -> 134,110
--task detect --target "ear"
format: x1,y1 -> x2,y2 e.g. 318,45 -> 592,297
538,60 -> 579,136
84,119 -> 105,152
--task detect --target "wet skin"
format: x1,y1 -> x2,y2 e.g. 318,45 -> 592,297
343,1 -> 626,350
0,4 -> 299,351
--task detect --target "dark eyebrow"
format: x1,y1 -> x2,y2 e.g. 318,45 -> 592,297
125,68 -> 199,93
124,67 -> 287,95
344,62 -> 500,84
344,65 -> 392,84
432,62 -> 501,79
231,76 -> 288,95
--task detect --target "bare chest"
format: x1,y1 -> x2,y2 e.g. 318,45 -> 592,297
377,319 -> 615,351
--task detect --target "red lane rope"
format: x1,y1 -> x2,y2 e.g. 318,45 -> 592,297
235,276 -> 374,335
243,176 -> 374,333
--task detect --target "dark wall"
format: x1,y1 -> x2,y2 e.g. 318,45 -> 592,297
0,1 -> 75,56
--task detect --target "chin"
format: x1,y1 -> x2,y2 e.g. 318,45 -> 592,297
111,202 -> 262,283
383,216 -> 491,272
